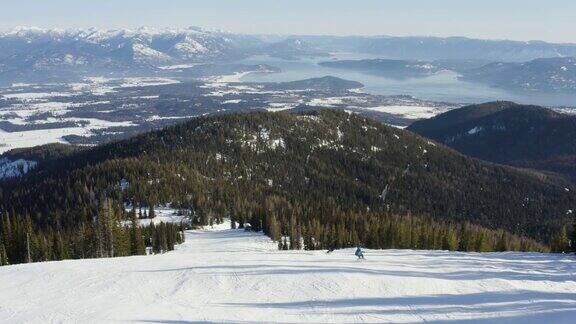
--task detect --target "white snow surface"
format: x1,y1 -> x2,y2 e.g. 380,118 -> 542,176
124,206 -> 190,227
468,126 -> 484,135
359,105 -> 450,119
0,119 -> 135,154
0,224 -> 575,323
0,158 -> 37,179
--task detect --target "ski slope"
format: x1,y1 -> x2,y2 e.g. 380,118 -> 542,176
0,223 -> 575,323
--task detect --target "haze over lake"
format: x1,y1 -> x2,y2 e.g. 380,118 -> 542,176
239,54 -> 576,107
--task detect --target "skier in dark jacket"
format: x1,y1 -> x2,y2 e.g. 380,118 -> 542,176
355,246 -> 365,259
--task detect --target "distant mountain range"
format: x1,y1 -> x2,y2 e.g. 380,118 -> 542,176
302,35 -> 576,62
408,101 -> 576,180
460,57 -> 576,92
0,27 -> 328,84
2,27 -> 576,92
264,38 -> 328,60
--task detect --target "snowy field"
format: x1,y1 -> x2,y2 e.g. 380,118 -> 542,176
0,119 -> 135,154
0,77 -> 180,153
0,223 -> 575,323
358,105 -> 451,119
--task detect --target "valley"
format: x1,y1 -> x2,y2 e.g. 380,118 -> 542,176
0,71 -> 456,152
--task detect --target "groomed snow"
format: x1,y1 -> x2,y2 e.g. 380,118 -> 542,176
0,223 -> 574,323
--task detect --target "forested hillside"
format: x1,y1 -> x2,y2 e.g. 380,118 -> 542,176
1,110 -> 575,265
409,101 -> 576,181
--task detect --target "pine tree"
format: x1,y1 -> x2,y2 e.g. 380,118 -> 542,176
496,231 -> 508,252
268,215 -> 281,242
149,222 -> 159,254
474,230 -> 491,252
98,198 -> 118,258
288,216 -> 297,249
1,213 -> 12,248
130,209 -> 145,255
152,223 -> 165,254
25,231 -> 32,263
166,224 -> 175,251
0,241 -> 8,266
52,231 -> 67,261
293,225 -> 302,250
149,205 -> 156,219
441,228 -> 458,251
159,223 -> 168,252
551,226 -> 569,253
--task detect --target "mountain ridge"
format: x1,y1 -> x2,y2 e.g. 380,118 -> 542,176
408,101 -> 576,180
1,109 -> 574,242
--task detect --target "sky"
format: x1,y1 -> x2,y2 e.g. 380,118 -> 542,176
1,0 -> 575,43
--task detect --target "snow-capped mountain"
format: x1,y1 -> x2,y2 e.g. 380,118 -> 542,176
1,26 -> 252,60
0,27 -> 261,83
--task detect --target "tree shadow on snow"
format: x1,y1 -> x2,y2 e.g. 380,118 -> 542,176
136,262 -> 576,283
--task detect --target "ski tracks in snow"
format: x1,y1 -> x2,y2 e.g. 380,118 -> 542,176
0,223 -> 575,323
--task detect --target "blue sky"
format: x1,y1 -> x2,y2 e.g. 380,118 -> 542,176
1,0 -> 574,43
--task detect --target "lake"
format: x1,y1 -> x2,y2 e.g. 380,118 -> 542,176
237,54 -> 576,107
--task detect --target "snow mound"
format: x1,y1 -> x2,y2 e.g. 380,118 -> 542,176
0,224 -> 574,323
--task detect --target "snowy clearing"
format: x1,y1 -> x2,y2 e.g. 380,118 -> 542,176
358,105 -> 450,119
123,206 -> 190,226
0,119 -> 135,153
0,224 -> 575,323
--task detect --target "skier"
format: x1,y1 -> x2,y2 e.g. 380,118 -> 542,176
355,246 -> 365,259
